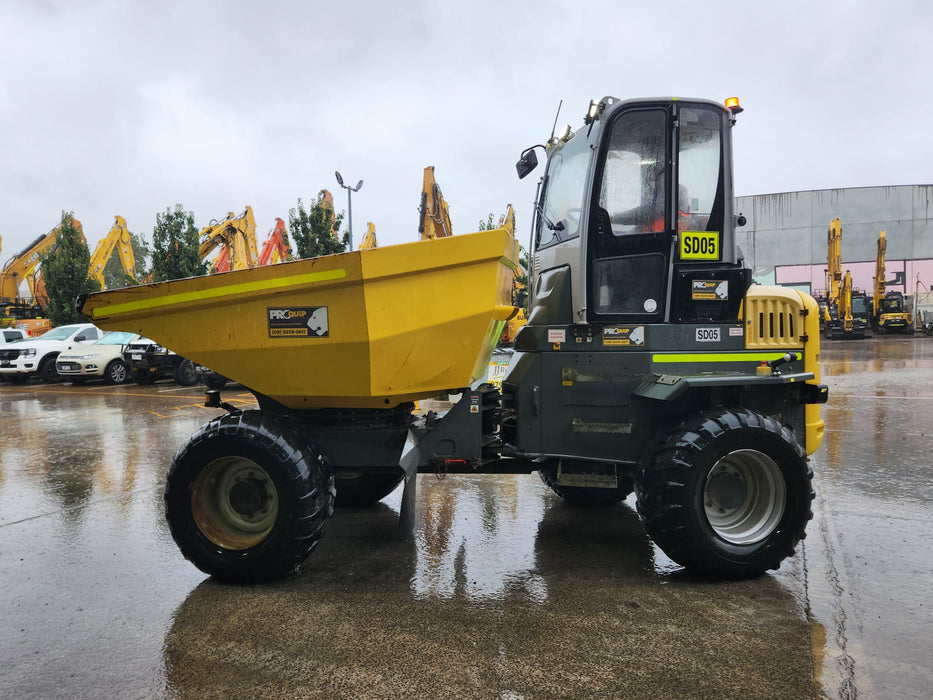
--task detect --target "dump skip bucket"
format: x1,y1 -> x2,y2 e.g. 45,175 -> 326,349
80,228 -> 521,409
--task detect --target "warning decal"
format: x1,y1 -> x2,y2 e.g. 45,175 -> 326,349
268,307 -> 329,338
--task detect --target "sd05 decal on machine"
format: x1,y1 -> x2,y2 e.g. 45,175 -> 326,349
680,231 -> 720,261
268,307 -> 329,337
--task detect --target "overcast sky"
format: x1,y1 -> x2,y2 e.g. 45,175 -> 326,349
2,0 -> 930,272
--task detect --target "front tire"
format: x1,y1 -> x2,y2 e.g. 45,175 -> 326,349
164,410 -> 335,583
39,355 -> 60,383
104,359 -> 129,385
637,409 -> 813,579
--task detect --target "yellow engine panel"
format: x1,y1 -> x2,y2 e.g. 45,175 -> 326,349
80,228 -> 520,409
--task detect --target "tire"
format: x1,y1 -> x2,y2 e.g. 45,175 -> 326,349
164,410 -> 335,583
538,459 -> 634,506
38,355 -> 61,383
335,472 -> 404,507
104,359 -> 129,385
637,408 -> 813,579
173,359 -> 198,386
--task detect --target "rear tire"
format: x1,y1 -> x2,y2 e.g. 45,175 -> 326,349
335,472 -> 404,507
164,410 -> 335,583
637,408 -> 813,579
173,360 -> 198,386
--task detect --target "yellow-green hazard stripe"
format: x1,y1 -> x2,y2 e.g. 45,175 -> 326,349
652,352 -> 792,363
89,268 -> 347,319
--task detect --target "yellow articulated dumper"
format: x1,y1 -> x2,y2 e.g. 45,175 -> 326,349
80,95 -> 827,585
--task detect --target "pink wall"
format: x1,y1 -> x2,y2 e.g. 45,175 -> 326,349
775,259 -> 933,296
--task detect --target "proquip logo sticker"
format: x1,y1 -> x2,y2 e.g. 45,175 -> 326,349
692,279 -> 729,300
603,326 -> 645,346
268,307 -> 329,337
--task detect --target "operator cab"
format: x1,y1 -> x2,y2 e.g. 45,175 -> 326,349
520,96 -> 748,327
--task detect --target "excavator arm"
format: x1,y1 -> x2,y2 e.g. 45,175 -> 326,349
359,222 -> 378,250
199,207 -> 259,272
257,218 -> 290,266
826,218 -> 842,309
873,229 -> 887,312
89,215 -> 137,290
418,166 -> 453,240
1,219 -> 84,302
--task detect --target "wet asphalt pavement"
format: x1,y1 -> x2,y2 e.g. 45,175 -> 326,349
1,337 -> 931,699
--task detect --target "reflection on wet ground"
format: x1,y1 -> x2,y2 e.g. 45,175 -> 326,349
163,480 -> 813,699
806,335 -> 933,698
1,336 -> 931,698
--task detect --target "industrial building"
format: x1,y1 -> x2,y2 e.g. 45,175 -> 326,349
735,185 -> 933,295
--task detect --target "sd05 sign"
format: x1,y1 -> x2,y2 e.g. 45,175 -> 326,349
680,231 -> 720,261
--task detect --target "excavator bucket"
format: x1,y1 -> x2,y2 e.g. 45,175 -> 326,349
79,228 -> 521,409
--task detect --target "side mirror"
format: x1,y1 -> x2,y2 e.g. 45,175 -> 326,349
74,334 -> 88,342
516,148 -> 539,179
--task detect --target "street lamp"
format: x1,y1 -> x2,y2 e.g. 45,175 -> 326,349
335,171 -> 363,250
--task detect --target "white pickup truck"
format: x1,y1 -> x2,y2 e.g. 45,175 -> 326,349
0,323 -> 101,383
1,328 -> 27,345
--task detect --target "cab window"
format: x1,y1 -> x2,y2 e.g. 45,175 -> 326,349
536,131 -> 593,249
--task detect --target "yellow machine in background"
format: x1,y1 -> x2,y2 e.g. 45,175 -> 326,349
199,206 -> 259,273
418,166 -> 453,240
359,222 -> 378,250
821,218 -> 842,324
1,219 -> 83,303
89,215 -> 138,290
872,229 -> 913,333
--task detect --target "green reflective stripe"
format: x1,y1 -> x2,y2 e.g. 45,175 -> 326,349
90,268 -> 347,319
652,352 -> 791,363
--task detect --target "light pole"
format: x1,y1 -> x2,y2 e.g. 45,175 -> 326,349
335,171 -> 363,250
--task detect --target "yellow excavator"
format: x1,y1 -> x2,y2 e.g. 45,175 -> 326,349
88,215 -> 138,290
199,206 -> 259,273
359,222 -> 378,250
1,219 -> 84,335
821,218 -> 842,325
872,229 -> 913,334
417,166 -> 453,240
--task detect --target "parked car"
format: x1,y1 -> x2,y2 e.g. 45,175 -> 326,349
56,330 -> 141,384
0,328 -> 27,345
0,323 -> 102,383
123,340 -> 198,386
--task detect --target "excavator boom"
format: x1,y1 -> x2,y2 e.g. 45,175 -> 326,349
418,166 -> 453,240
199,207 -> 259,272
89,215 -> 137,290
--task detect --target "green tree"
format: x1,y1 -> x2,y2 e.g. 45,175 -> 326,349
477,213 -> 496,231
40,211 -> 97,326
151,205 -> 206,282
102,229 -> 150,288
289,191 -> 349,259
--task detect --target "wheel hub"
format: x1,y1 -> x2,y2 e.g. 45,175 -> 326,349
191,456 -> 279,550
704,449 -> 786,545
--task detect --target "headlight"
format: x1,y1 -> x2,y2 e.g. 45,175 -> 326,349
23,348 -> 36,358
